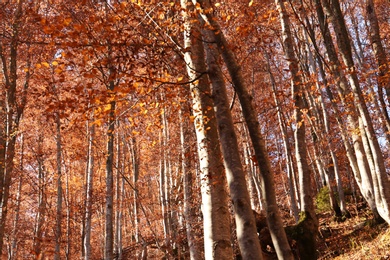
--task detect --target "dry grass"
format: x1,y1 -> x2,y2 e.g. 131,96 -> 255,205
317,208 -> 390,260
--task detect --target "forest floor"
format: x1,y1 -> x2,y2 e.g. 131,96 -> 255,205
316,205 -> 390,260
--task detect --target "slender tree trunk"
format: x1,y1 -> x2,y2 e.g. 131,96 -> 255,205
265,52 -> 299,223
65,163 -> 71,260
128,135 -> 142,259
105,86 -> 116,260
159,102 -> 171,254
182,1 -> 233,258
115,128 -> 123,259
276,0 -> 318,258
204,32 -> 263,260
322,0 -> 390,224
9,134 -> 23,260
33,134 -> 46,259
84,117 -> 95,260
193,0 -> 294,259
54,109 -> 63,260
0,1 -> 25,254
180,101 -> 201,260
242,125 -> 263,211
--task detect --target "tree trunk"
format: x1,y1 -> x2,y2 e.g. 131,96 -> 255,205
84,116 -> 95,260
265,52 -> 299,223
193,0 -> 294,259
0,1 -> 26,254
115,129 -> 123,259
181,1 -> 233,258
314,0 -> 382,222
54,108 -> 63,260
159,102 -> 171,255
180,100 -> 201,260
203,31 -> 263,260
129,135 -> 142,259
105,89 -> 116,260
322,0 -> 390,224
65,162 -> 71,260
9,134 -> 24,260
33,134 -> 47,259
276,0 -> 319,258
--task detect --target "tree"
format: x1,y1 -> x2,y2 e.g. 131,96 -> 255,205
0,0 -> 29,255
276,0 -> 318,258
193,0 -> 294,259
203,29 -> 263,259
365,0 -> 390,142
83,112 -> 95,260
322,0 -> 390,224
181,1 -> 234,258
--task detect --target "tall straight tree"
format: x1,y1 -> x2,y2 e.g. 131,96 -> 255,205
203,30 -> 263,260
193,0 -> 294,259
33,134 -> 47,259
0,0 -> 28,254
265,51 -> 299,222
321,0 -> 390,224
54,86 -> 63,260
181,1 -> 233,258
83,113 -> 95,260
313,0 -> 381,222
180,97 -> 201,260
276,0 -> 318,258
105,79 -> 116,260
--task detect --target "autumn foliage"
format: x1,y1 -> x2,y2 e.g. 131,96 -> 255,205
0,0 -> 389,259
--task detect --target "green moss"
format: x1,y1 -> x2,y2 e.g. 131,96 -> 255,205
316,186 -> 332,213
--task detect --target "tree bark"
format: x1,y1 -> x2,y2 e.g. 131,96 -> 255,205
84,117 -> 95,260
276,1 -> 318,258
33,134 -> 47,259
204,32 -> 263,260
182,1 -> 233,259
322,0 -> 390,224
114,128 -> 123,259
0,1 -> 26,254
265,52 -> 299,223
180,99 -> 201,260
193,0 -> 294,259
9,134 -> 24,260
105,88 -> 116,260
54,107 -> 63,260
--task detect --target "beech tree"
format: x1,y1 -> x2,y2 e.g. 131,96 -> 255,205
203,28 -> 263,259
181,1 -> 233,258
276,0 -> 318,258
